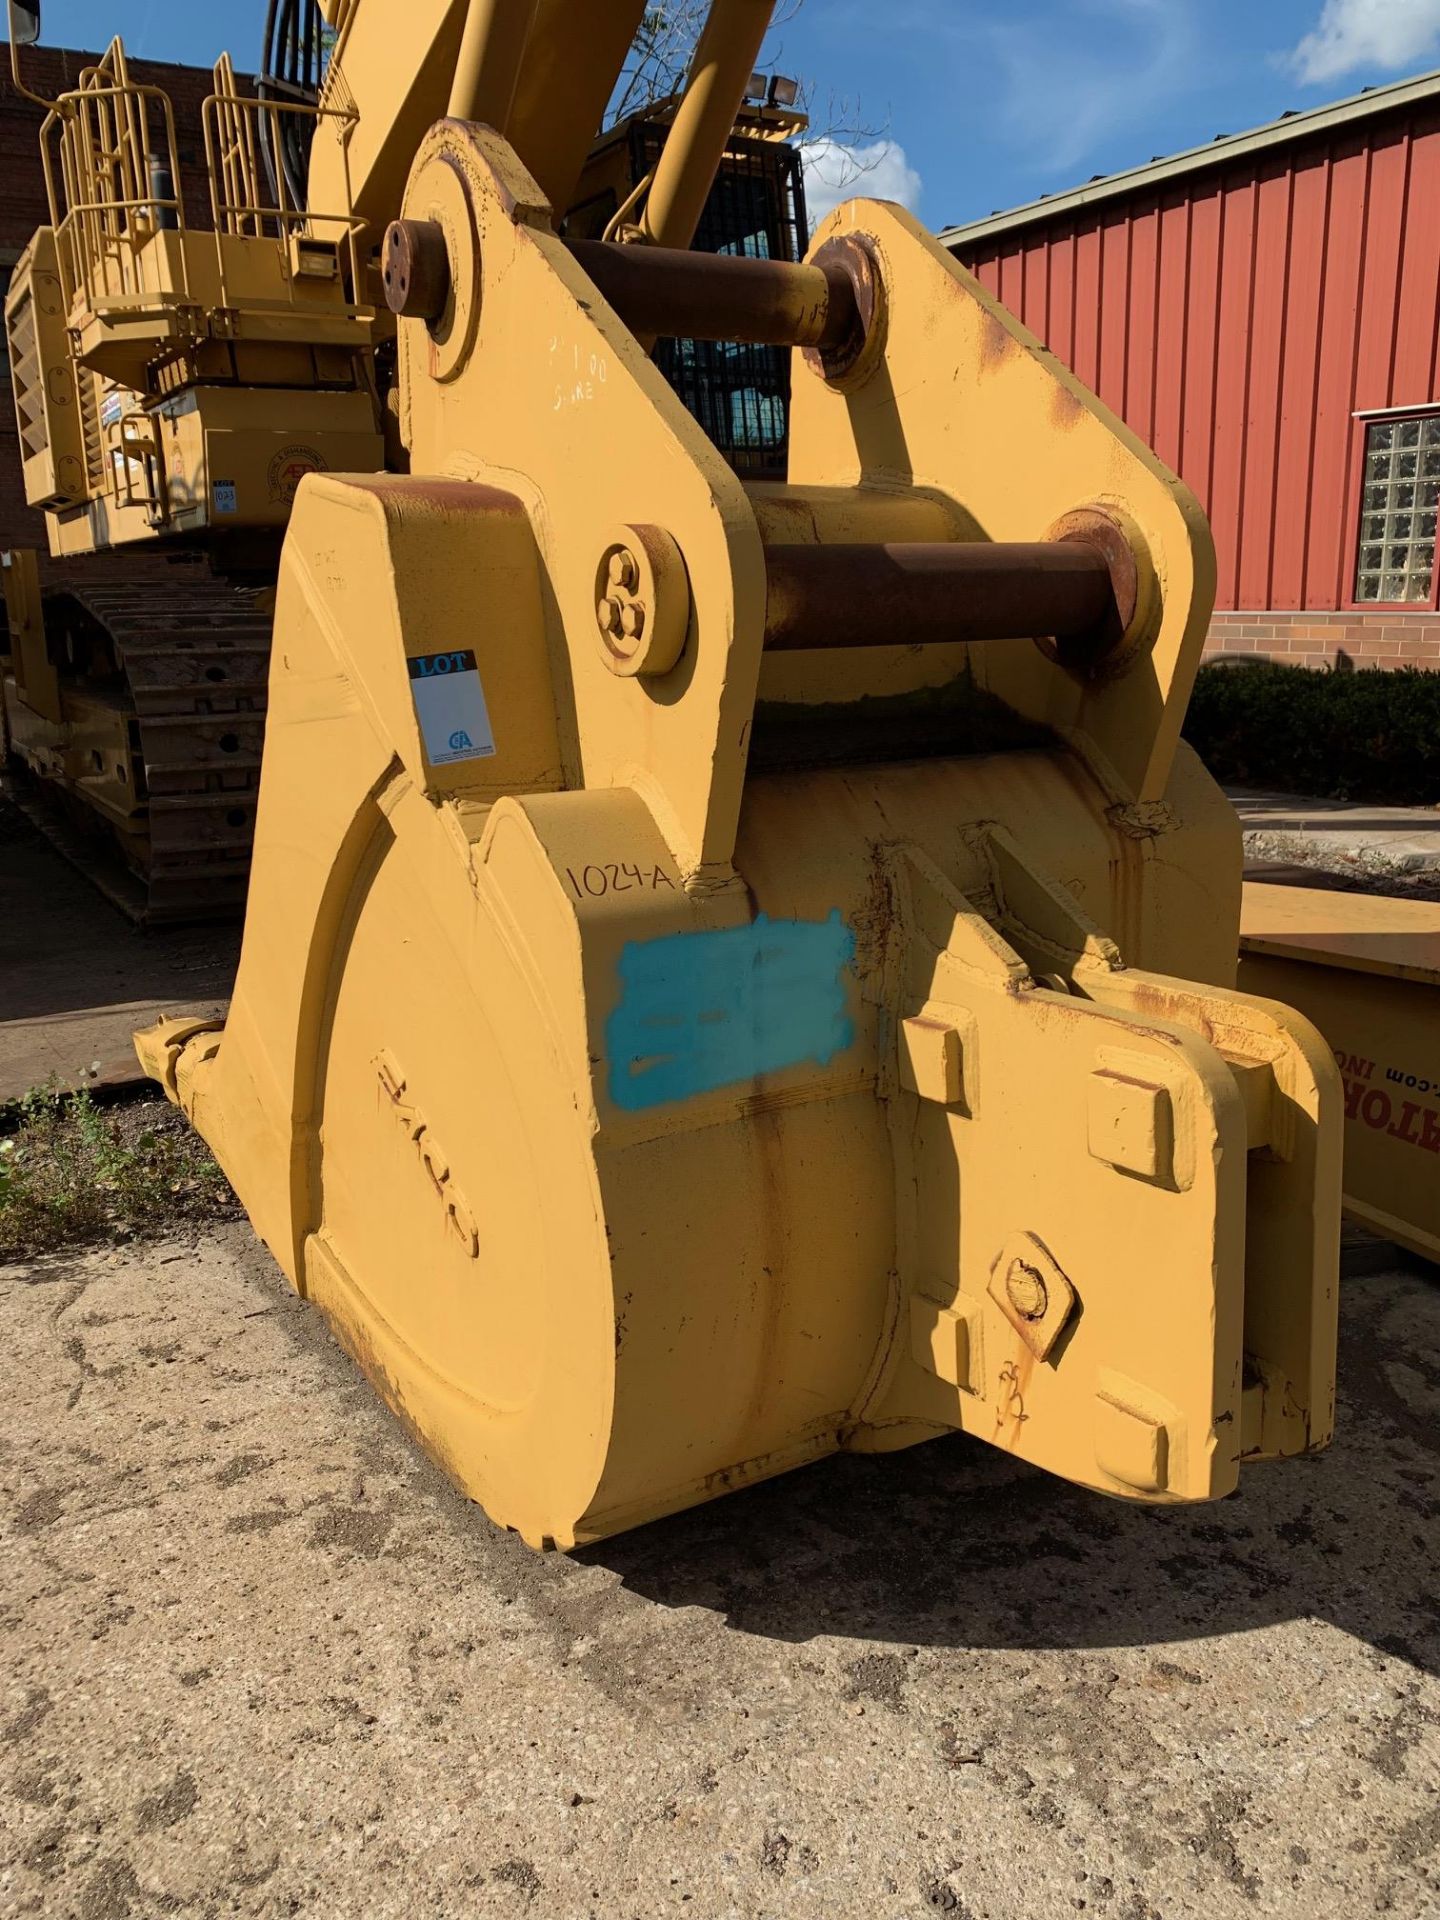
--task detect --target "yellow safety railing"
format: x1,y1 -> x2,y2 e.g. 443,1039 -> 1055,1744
321,0 -> 363,64
40,38 -> 188,313
203,53 -> 363,302
37,39 -> 364,321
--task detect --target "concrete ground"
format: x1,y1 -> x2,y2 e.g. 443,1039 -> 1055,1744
0,796 -> 235,1104
1,1225 -> 1437,1920
1231,790 -> 1440,882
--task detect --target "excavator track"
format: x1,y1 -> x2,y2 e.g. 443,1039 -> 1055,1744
32,579 -> 272,925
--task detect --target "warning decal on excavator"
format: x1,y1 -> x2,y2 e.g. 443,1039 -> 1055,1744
605,912 -> 856,1112
407,650 -> 496,765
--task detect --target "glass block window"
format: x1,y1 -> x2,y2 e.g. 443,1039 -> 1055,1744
1355,414 -> 1440,605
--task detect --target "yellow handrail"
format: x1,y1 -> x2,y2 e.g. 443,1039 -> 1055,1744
39,39 -> 187,314
202,55 -> 364,304
35,35 -> 367,326
111,410 -> 168,519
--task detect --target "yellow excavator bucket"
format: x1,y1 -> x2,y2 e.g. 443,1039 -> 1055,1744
136,10 -> 1340,1549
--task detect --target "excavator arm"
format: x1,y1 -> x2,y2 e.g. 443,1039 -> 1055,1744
308,0 -> 774,253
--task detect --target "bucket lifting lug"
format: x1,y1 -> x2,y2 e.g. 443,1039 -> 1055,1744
862,840 -> 1341,1502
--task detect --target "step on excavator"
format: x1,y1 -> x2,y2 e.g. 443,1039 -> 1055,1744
10,0 -> 1343,1547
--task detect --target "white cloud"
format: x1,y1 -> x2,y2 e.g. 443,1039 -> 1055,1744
983,0 -> 1200,179
799,137 -> 923,227
1287,0 -> 1440,84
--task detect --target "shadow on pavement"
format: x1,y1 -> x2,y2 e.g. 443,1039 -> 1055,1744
586,1268 -> 1440,1675
0,793 -> 238,1026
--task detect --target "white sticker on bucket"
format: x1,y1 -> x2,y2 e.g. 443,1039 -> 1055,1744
407,650 -> 497,765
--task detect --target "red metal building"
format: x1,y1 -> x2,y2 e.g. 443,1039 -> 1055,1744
945,70 -> 1440,670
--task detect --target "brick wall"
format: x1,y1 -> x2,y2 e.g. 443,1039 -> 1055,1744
1203,610 -> 1440,671
1,46 -> 239,571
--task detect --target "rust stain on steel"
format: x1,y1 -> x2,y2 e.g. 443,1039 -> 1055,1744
976,309 -> 1016,375
382,217 -> 450,322
994,1346 -> 1035,1448
801,234 -> 883,381
851,844 -> 900,980
1049,384 -> 1085,430
1037,507 -> 1139,677
1124,974 -> 1218,1046
362,476 -> 525,517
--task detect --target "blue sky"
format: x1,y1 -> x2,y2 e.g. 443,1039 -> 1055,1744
10,0 -> 1440,228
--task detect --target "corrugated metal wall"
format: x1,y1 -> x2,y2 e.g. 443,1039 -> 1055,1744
955,101 -> 1440,613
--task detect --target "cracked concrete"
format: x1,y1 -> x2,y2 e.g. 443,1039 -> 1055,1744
1,1224 -> 1438,1919
1230,790 -> 1440,884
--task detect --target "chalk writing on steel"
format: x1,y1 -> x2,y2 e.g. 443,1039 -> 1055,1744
605,911 -> 855,1113
566,862 -> 677,900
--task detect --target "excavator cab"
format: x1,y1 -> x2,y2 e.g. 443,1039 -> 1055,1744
570,87 -> 811,478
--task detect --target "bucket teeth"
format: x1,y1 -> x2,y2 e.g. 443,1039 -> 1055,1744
134,1016 -> 225,1103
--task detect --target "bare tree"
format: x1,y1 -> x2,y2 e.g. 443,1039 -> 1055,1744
610,2 -> 803,127
607,0 -> 888,197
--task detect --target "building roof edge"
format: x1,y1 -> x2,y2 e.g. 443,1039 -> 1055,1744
941,66 -> 1440,248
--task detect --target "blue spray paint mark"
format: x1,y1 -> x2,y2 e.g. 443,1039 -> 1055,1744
606,911 -> 856,1113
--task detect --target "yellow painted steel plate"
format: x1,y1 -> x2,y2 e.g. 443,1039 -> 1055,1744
1242,881 -> 1440,988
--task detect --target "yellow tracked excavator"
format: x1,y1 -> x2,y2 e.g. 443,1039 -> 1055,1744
7,0 -> 1349,1547
2,16 -> 381,917
0,0 -> 806,916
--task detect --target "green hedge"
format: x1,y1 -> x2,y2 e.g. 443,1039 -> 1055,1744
1182,661 -> 1440,805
